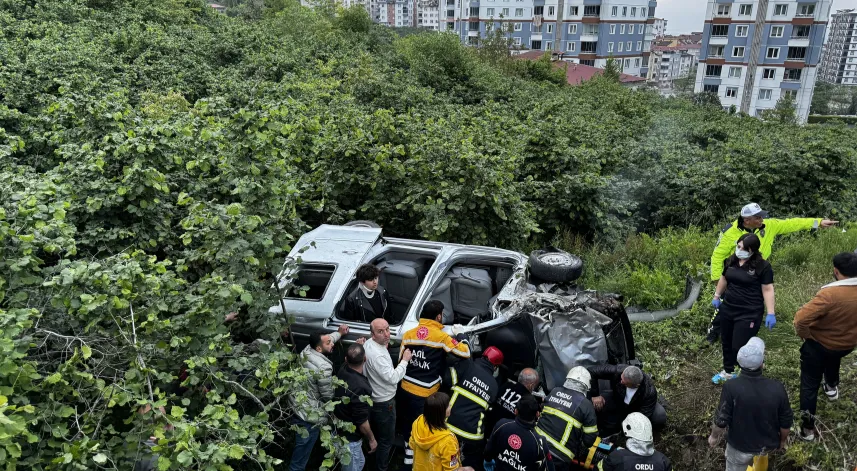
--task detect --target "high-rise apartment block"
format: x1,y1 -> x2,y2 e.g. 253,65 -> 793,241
819,9 -> 857,85
652,17 -> 667,38
648,44 -> 701,91
447,0 -> 658,77
694,0 -> 832,122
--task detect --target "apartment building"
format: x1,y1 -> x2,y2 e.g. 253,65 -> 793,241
694,0 -> 832,122
447,0 -> 658,77
648,44 -> 701,90
819,9 -> 857,85
652,17 -> 667,38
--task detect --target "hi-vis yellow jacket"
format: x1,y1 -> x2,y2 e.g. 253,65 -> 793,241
401,319 -> 471,397
710,217 -> 820,281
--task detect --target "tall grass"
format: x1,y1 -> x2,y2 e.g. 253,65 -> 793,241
555,226 -> 857,470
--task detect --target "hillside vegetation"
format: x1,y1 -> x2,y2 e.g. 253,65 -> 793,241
1,0 -> 857,469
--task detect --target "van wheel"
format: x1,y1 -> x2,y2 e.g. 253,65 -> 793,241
344,220 -> 381,228
528,248 -> 583,283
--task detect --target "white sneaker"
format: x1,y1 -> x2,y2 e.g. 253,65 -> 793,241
711,370 -> 737,385
798,428 -> 815,442
823,383 -> 839,401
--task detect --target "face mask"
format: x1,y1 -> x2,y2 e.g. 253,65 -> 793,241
735,249 -> 751,260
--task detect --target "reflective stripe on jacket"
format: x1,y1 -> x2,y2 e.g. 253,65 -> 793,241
446,358 -> 498,441
401,319 -> 471,397
710,217 -> 820,281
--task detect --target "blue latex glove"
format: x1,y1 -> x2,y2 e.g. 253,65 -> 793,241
765,313 -> 777,330
484,460 -> 496,471
711,298 -> 721,309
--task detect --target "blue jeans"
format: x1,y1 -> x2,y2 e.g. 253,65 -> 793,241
342,440 -> 365,471
289,419 -> 321,471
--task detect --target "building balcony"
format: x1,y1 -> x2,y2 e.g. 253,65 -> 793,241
709,36 -> 729,46
580,33 -> 599,42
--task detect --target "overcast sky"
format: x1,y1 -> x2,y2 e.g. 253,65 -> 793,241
657,0 -> 857,34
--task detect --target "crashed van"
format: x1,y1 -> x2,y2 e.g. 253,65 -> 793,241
269,223 -> 699,390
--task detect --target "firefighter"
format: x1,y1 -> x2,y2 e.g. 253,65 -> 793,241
535,367 -> 599,471
401,301 -> 472,470
484,395 -> 555,471
598,413 -> 671,471
445,346 -> 505,471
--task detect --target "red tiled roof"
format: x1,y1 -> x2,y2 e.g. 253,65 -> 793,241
513,52 -> 646,84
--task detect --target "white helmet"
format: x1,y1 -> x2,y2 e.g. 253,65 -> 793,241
566,366 -> 591,384
622,412 -> 653,442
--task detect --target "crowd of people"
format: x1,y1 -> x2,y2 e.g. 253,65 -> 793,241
286,203 -> 857,471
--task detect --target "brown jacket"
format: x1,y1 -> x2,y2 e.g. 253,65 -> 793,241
794,283 -> 857,351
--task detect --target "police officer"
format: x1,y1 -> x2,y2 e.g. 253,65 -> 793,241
598,413 -> 671,471
535,367 -> 599,471
484,395 -> 555,471
446,346 -> 505,471
485,368 -> 540,435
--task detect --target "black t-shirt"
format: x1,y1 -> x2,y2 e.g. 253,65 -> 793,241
365,291 -> 385,320
722,259 -> 773,319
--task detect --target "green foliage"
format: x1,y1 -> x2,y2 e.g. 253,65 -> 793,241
601,56 -> 621,83
761,94 -> 798,125
808,114 -> 857,125
335,4 -> 372,33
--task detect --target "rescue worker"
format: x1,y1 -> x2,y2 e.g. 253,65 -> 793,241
587,365 -> 666,435
536,367 -> 599,471
597,413 -> 671,471
401,301 -> 472,470
410,392 -> 476,471
485,368 -> 540,435
707,203 -> 838,342
484,395 -> 555,471
342,264 -> 392,323
445,346 -> 505,471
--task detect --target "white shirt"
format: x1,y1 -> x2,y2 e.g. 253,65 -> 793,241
624,387 -> 638,405
364,338 -> 409,402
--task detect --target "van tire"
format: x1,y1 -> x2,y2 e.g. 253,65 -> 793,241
528,249 -> 583,283
344,220 -> 381,228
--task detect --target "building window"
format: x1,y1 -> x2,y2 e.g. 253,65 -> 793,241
631,7 -> 637,17
762,68 -> 776,79
583,5 -> 600,16
612,6 -> 618,16
534,6 -> 543,15
774,4 -> 788,16
725,87 -> 738,98
618,42 -> 624,52
797,3 -> 816,17
548,5 -> 555,16
568,24 -> 577,34
766,47 -> 780,59
711,25 -> 729,37
487,7 -> 494,16
447,22 -> 455,30
705,64 -> 723,77
547,23 -> 553,33
545,41 -> 552,50
716,4 -> 730,16
620,24 -> 626,34
637,41 -> 642,51
514,22 -> 522,30
729,66 -> 742,78
710,45 -> 725,57
783,90 -> 798,99
792,25 -> 811,38
568,6 -> 578,16
739,4 -> 753,15
703,84 -> 720,93
532,40 -> 542,49
758,89 -> 773,100
770,26 -> 784,37
627,41 -> 632,51
787,47 -> 807,60
641,7 -> 647,18
566,41 -> 576,52
736,25 -> 749,37
608,42 -> 614,52
622,6 -> 628,16
515,8 -> 523,17
610,24 -> 616,34
624,58 -> 631,68
629,24 -> 635,34
733,46 -> 745,57
635,58 -> 641,67
514,37 -> 522,46
784,68 -> 803,81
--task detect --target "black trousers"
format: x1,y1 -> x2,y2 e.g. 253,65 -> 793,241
799,339 -> 854,429
401,390 -> 426,471
458,437 -> 486,471
720,311 -> 761,373
370,399 -> 397,471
